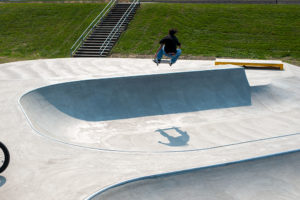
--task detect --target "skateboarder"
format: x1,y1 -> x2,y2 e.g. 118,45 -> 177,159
154,29 -> 182,66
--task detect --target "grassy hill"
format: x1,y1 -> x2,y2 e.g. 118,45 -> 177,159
113,3 -> 300,64
0,3 -> 106,63
0,3 -> 299,64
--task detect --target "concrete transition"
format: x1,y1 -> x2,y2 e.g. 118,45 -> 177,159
20,66 -> 251,122
88,151 -> 300,200
20,65 -> 251,152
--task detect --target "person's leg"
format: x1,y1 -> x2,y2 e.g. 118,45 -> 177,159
170,49 -> 182,64
156,47 -> 164,61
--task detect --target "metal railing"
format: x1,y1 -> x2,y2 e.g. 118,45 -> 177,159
99,0 -> 140,56
70,0 -> 118,57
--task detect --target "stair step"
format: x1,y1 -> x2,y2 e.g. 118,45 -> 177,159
93,29 -> 119,32
94,26 -> 125,29
90,34 -> 115,37
82,43 -> 114,46
98,24 -> 127,27
97,23 -> 125,26
78,48 -> 112,51
110,11 -> 135,13
83,41 -> 114,44
101,20 -> 130,23
107,14 -> 134,16
101,18 -> 131,21
98,20 -> 130,23
82,45 -> 114,47
82,43 -> 115,46
100,20 -> 131,23
106,13 -> 134,15
104,18 -> 133,21
75,53 -> 110,56
82,45 -> 112,47
93,29 -> 125,32
85,38 -> 117,41
89,33 -> 120,36
88,37 -> 119,40
112,7 -> 131,9
104,16 -> 133,20
74,55 -> 107,57
74,3 -> 138,58
88,36 -> 119,39
88,35 -> 119,38
76,51 -> 110,55
78,47 -> 111,53
91,32 -> 116,35
77,48 -> 111,52
83,40 -> 115,43
90,33 -> 114,36
81,46 -> 113,48
95,26 -> 125,28
87,38 -> 118,41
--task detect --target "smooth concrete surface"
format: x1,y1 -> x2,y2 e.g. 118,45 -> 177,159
90,151 -> 300,200
19,66 -> 251,152
0,58 -> 300,200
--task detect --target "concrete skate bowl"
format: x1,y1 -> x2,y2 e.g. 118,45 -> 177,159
20,66 -> 253,152
86,150 -> 300,200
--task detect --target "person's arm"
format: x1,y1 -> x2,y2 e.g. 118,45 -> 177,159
176,36 -> 181,49
154,44 -> 163,59
177,41 -> 181,49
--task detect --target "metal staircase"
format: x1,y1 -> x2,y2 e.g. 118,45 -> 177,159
72,2 -> 139,57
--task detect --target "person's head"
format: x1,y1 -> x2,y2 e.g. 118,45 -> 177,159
169,29 -> 177,36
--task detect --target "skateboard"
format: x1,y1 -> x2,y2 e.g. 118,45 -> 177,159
153,59 -> 173,66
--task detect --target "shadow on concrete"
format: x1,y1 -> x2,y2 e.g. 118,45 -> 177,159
156,127 -> 189,146
0,176 -> 6,187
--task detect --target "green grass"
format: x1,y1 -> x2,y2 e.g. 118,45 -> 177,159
113,4 -> 300,63
1,0 -> 107,2
1,3 -> 300,64
0,3 -> 106,62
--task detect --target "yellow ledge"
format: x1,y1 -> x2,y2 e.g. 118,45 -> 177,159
215,61 -> 284,70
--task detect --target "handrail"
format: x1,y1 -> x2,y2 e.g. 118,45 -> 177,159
70,0 -> 118,57
99,0 -> 140,56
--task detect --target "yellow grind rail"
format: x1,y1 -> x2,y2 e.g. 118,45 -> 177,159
215,59 -> 284,70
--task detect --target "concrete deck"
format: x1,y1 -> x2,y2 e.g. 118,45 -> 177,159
0,58 -> 300,199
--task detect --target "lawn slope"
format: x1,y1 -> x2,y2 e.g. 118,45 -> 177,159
0,3 -> 105,63
113,4 -> 300,63
0,3 -> 299,64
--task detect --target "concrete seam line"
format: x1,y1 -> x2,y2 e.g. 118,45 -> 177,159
83,149 -> 300,200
